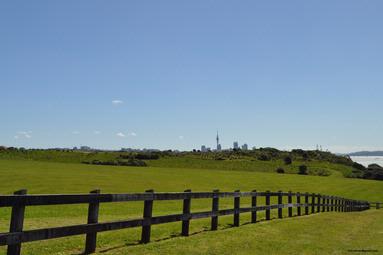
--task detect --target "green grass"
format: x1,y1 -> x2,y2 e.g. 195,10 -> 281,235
0,159 -> 382,255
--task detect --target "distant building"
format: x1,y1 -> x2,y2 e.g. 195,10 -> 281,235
201,145 -> 207,152
121,148 -> 134,152
233,141 -> 239,150
80,146 -> 92,151
121,148 -> 160,152
241,144 -> 248,150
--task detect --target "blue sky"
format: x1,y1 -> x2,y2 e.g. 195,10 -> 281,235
1,0 -> 383,153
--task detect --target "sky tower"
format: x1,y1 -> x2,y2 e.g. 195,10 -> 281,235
216,131 -> 221,151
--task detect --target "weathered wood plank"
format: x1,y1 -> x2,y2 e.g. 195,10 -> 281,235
84,189 -> 100,254
296,193 -> 301,216
288,191 -> 293,217
7,189 -> 27,255
317,194 -> 321,213
304,193 -> 309,215
278,191 -> 283,219
251,189 -> 257,223
265,191 -> 271,220
181,189 -> 191,236
0,192 -> 268,207
141,190 -> 154,244
211,189 -> 219,231
234,190 -> 240,227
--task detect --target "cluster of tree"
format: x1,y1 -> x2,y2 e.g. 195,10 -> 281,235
275,164 -> 330,177
276,165 -> 308,175
186,147 -> 354,165
363,164 -> 383,180
119,153 -> 160,160
83,158 -> 147,167
345,162 -> 383,180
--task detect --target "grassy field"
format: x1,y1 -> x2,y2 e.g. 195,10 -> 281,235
0,159 -> 382,254
145,156 -> 355,177
0,148 -> 358,177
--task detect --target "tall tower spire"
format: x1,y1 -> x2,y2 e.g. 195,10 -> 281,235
216,131 -> 220,151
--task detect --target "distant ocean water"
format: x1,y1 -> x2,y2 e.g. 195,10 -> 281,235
350,156 -> 383,167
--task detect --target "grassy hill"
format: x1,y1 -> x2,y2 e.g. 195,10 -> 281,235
0,159 -> 382,254
146,156 -> 352,177
0,147 -> 363,178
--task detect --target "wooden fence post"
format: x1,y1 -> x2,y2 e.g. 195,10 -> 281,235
311,193 -> 315,214
326,196 -> 330,212
322,195 -> 326,212
335,197 -> 338,212
345,198 -> 347,212
317,194 -> 321,213
377,202 -> 381,209
340,198 -> 343,212
251,190 -> 257,223
7,189 -> 27,255
265,191 -> 271,220
211,189 -> 219,230
84,189 -> 100,254
234,190 -> 240,226
181,189 -> 191,236
343,199 -> 347,212
288,191 -> 293,217
305,193 -> 309,215
278,191 -> 283,219
141,189 -> 154,244
330,196 -> 334,212
297,192 -> 301,216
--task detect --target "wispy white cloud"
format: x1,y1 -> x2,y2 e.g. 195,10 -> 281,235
72,131 -> 80,135
16,131 -> 32,139
178,135 -> 184,140
116,132 -> 126,137
93,131 -> 101,135
129,132 -> 137,137
112,100 -> 123,105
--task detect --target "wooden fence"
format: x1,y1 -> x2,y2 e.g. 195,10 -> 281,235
0,189 -> 376,255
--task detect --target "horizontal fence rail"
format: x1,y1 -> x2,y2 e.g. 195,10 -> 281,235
0,189 -> 377,255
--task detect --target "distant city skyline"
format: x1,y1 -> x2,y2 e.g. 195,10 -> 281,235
200,132 -> 249,152
1,1 -> 383,154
